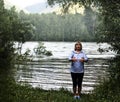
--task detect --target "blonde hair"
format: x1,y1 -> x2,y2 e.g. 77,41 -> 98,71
74,41 -> 82,51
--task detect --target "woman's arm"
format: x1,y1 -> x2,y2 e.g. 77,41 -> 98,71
79,53 -> 88,63
68,51 -> 77,62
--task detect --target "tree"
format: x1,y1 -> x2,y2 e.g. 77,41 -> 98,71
96,0 -> 120,81
0,2 -> 34,68
0,0 -> 14,68
0,1 -> 34,101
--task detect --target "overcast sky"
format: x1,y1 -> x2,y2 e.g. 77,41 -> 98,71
5,0 -> 84,14
6,0 -> 47,8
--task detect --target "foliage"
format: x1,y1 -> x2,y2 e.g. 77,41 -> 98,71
34,42 -> 52,56
95,2 -> 120,100
0,1 -> 34,68
0,0 -> 14,68
0,78 -> 92,102
0,1 -> 34,102
15,48 -> 33,65
17,11 -> 99,42
109,56 -> 120,82
92,78 -> 120,102
96,1 -> 120,50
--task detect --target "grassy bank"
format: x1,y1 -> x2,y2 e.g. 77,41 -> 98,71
0,77 -> 120,102
0,80 -> 91,102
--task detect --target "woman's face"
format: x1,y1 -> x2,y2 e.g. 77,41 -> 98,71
75,44 -> 81,51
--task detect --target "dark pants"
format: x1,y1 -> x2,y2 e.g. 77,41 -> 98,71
71,72 -> 84,88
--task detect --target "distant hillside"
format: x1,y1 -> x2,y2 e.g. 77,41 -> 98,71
4,0 -> 58,14
25,2 -> 58,14
25,2 -> 84,14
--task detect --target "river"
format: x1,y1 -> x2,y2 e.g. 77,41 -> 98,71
15,42 -> 115,93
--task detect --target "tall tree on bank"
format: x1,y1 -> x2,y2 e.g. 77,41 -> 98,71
0,0 -> 14,69
0,1 -> 15,101
94,0 -> 120,84
0,1 -> 34,101
0,2 -> 34,68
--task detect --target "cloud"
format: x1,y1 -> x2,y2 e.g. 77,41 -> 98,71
5,0 -> 47,8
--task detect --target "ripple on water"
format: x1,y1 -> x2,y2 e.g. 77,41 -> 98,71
15,42 -> 114,93
15,57 -> 109,93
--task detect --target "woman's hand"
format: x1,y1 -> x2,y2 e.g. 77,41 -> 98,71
80,58 -> 84,62
72,57 -> 77,62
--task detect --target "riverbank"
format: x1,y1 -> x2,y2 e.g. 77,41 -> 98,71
0,79 -> 91,102
0,85 -> 92,102
0,73 -> 92,102
0,76 -> 120,102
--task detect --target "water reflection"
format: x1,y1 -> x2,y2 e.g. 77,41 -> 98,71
15,42 -> 115,93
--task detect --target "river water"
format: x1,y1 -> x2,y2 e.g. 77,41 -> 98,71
15,42 -> 115,93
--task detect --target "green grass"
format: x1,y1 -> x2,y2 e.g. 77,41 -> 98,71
0,82 -> 91,102
0,77 -> 120,102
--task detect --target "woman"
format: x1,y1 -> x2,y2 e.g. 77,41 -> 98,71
68,41 -> 88,99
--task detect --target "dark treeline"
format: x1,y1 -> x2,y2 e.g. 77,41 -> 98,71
18,7 -> 99,42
